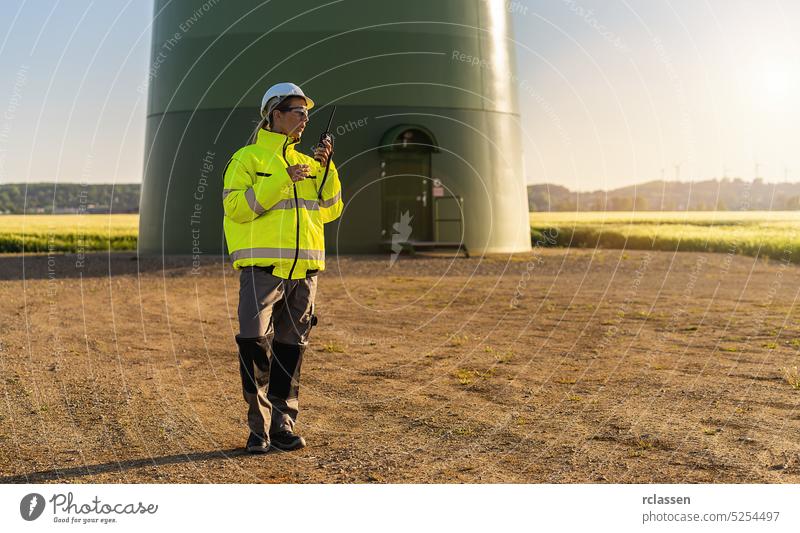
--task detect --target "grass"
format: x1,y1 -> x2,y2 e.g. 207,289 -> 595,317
455,368 -> 477,385
446,334 -> 471,347
531,211 -> 800,263
0,214 -> 138,253
322,341 -> 346,353
495,350 -> 513,364
781,367 -> 800,389
454,367 -> 495,386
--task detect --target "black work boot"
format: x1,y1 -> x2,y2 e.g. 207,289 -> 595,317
268,341 -> 306,450
246,432 -> 270,454
270,430 -> 306,451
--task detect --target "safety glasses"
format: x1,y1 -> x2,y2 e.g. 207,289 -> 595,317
277,106 -> 309,119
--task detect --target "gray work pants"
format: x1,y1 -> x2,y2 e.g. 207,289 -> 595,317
236,266 -> 317,437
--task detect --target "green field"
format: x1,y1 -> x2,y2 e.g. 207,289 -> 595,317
0,214 -> 138,253
531,211 -> 800,263
1,212 -> 798,262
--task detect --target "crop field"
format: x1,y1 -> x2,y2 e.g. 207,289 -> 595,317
0,214 -> 138,253
2,212 -> 798,261
531,211 -> 800,263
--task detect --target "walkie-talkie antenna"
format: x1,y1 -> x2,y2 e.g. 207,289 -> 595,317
323,105 -> 336,134
315,105 -> 337,195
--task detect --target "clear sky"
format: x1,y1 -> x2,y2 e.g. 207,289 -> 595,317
0,0 -> 798,191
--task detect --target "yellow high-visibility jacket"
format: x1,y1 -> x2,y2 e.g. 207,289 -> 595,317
222,129 -> 343,279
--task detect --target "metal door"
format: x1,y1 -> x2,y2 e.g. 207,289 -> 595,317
381,152 -> 432,242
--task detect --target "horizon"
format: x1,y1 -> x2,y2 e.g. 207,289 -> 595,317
3,174 -> 797,193
530,174 -> 800,193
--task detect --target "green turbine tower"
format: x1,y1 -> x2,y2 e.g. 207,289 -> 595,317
139,0 -> 531,256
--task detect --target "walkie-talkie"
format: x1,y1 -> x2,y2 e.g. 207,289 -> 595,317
315,105 -> 336,163
312,106 -> 336,194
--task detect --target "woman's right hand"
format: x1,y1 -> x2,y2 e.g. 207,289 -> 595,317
286,164 -> 310,182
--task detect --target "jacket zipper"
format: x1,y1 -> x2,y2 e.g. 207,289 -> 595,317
284,136 -> 301,279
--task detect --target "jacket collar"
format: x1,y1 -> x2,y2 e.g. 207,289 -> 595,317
256,128 -> 300,153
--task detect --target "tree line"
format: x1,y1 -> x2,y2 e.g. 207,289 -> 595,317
529,178 -> 800,211
0,183 -> 140,214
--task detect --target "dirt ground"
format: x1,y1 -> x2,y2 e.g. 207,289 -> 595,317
1,248 -> 799,483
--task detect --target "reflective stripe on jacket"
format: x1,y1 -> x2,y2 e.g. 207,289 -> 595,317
222,129 -> 343,279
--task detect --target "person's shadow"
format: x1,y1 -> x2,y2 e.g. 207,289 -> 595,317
0,448 -> 258,483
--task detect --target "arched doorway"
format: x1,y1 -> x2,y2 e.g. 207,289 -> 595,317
379,125 -> 439,244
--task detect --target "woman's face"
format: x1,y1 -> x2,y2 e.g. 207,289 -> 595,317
272,96 -> 309,139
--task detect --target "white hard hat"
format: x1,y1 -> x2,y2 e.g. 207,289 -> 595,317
260,82 -> 315,119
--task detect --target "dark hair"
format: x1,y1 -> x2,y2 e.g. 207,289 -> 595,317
271,105 -> 293,118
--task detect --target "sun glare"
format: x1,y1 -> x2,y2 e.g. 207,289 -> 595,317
762,63 -> 797,97
751,54 -> 800,110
